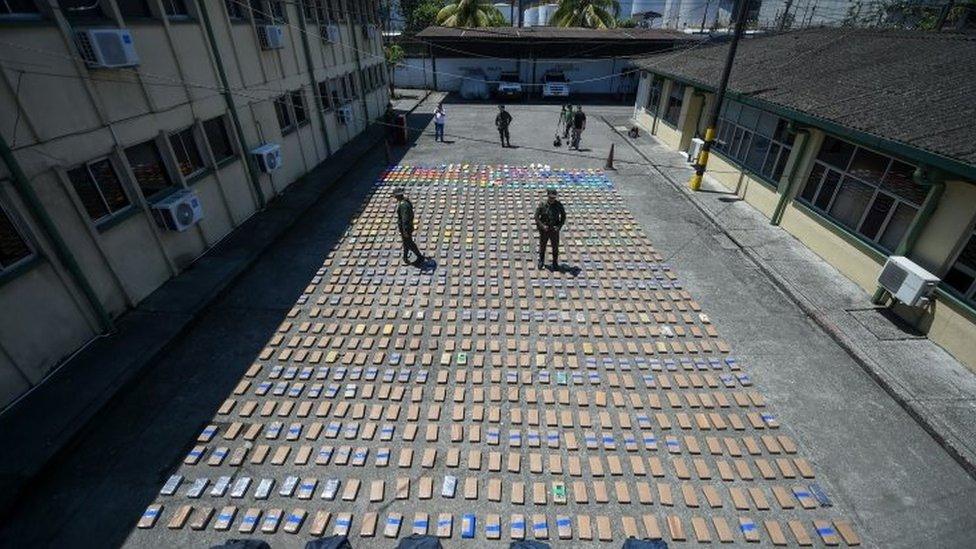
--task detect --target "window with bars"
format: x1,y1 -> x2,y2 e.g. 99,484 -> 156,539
662,81 -> 685,127
645,74 -> 663,115
291,89 -> 309,126
162,0 -> 190,17
169,127 -> 206,178
944,233 -> 976,305
224,0 -> 246,20
1,1 -> 40,18
0,200 -> 33,272
798,135 -> 927,253
712,99 -> 794,187
268,0 -> 286,22
204,116 -> 236,164
274,94 -> 293,131
302,0 -> 318,22
66,159 -> 132,224
318,80 -> 332,111
125,140 -> 178,201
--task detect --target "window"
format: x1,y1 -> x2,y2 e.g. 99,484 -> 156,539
712,99 -> 794,186
169,127 -> 205,178
204,117 -> 236,164
248,0 -> 268,21
663,81 -> 685,127
291,89 -> 308,125
66,159 -> 132,223
798,136 -> 926,252
340,76 -> 350,101
329,0 -> 344,23
317,80 -> 332,110
347,73 -> 357,98
0,201 -> 33,272
645,74 -> 663,115
329,79 -> 341,107
1,0 -> 40,18
268,0 -> 286,22
118,0 -> 153,17
162,0 -> 189,17
274,94 -> 293,131
944,234 -> 976,304
224,0 -> 246,19
302,0 -> 318,22
59,0 -> 106,20
125,140 -> 177,201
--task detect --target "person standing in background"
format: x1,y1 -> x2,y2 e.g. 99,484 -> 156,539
433,104 -> 446,142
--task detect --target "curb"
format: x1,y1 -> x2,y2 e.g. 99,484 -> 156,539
611,120 -> 976,481
0,93 -> 433,514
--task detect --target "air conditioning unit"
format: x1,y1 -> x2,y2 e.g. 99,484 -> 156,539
323,24 -> 340,43
687,137 -> 705,165
251,143 -> 282,173
337,105 -> 353,126
151,190 -> 203,232
257,25 -> 285,49
74,29 -> 139,68
878,256 -> 940,307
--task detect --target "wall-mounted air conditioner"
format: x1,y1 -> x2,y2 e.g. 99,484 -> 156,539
322,24 -> 340,43
151,190 -> 203,232
251,143 -> 282,173
75,29 -> 139,68
337,105 -> 353,126
257,25 -> 285,49
878,256 -> 940,307
687,137 -> 704,165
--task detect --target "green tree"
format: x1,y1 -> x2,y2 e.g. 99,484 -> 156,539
407,0 -> 443,33
550,0 -> 621,28
436,0 -> 505,27
616,17 -> 637,27
384,43 -> 405,93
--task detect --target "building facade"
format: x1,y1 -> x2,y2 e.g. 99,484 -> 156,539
0,0 -> 389,410
632,28 -> 976,372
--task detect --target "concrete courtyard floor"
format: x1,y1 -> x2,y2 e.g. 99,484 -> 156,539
1,97 -> 975,548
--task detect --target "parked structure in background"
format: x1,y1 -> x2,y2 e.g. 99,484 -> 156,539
0,0 -> 389,410
632,28 -> 976,371
397,26 -> 696,97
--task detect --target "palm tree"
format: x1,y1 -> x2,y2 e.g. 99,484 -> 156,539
437,0 -> 505,27
550,0 -> 620,28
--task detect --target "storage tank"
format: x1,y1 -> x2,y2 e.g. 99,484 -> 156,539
524,6 -> 540,26
538,3 -> 557,25
494,2 -> 514,24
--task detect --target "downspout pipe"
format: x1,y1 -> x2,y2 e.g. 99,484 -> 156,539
770,123 -> 810,226
871,165 -> 945,304
297,8 -> 333,157
0,133 -> 113,333
197,0 -> 265,209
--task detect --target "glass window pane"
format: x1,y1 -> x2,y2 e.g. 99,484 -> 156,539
745,134 -> 770,172
755,112 -> 777,137
67,166 -> 109,221
89,159 -> 129,213
774,119 -> 792,143
828,177 -> 874,230
761,144 -> 780,178
848,147 -> 889,185
800,164 -> 825,202
858,192 -> 894,241
0,205 -> 32,269
772,146 -> 791,181
814,169 -> 841,210
125,141 -> 175,200
882,160 -> 926,204
163,0 -> 189,16
879,202 -> 918,252
291,90 -> 308,124
204,117 -> 235,163
170,129 -> 204,177
817,136 -> 855,169
944,266 -> 975,296
945,235 -> 976,295
953,235 -> 976,271
275,95 -> 292,129
118,0 -> 153,17
738,105 -> 759,129
725,100 -> 741,123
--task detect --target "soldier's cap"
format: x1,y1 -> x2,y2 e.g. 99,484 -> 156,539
392,187 -> 405,196
546,188 -> 557,197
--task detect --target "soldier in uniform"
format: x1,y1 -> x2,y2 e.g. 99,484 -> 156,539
495,105 -> 513,147
535,188 -> 566,269
394,187 -> 424,265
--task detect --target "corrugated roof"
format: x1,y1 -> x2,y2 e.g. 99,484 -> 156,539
637,28 -> 976,171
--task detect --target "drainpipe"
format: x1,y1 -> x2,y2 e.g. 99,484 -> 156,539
871,165 -> 945,304
0,134 -> 113,333
770,123 -> 811,226
297,8 -> 333,157
196,0 -> 265,209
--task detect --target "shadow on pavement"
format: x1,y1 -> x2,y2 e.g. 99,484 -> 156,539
0,113 -> 433,548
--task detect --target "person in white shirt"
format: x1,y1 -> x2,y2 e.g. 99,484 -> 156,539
433,104 -> 446,142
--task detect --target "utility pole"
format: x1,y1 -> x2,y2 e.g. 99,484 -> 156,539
777,0 -> 794,30
688,0 -> 750,191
